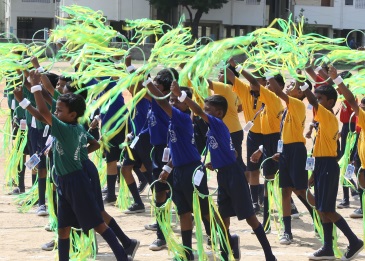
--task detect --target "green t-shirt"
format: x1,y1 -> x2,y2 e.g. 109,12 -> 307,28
23,87 -> 49,130
51,115 -> 85,176
80,131 -> 96,161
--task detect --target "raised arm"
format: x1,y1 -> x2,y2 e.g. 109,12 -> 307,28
29,70 -> 52,125
170,81 -> 209,123
145,79 -> 172,117
302,84 -> 318,111
30,57 -> 56,96
267,76 -> 289,103
239,69 -> 261,92
328,66 -> 359,115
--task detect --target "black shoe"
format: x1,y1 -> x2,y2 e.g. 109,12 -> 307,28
337,198 -> 350,209
144,223 -> 158,231
308,247 -> 335,260
137,179 -> 148,194
231,234 -> 240,260
341,239 -> 363,260
8,187 -> 25,195
102,195 -> 116,206
124,203 -> 145,214
125,239 -> 140,260
350,208 -> 363,218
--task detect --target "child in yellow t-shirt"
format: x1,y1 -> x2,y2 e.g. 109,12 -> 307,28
302,72 -> 363,260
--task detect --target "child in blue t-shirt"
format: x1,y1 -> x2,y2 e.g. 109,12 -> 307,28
144,80 -> 210,260
25,70 -> 129,261
170,83 -> 276,261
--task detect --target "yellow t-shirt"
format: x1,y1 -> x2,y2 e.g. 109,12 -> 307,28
212,81 -> 242,133
258,86 -> 284,135
282,96 -> 306,144
357,109 -> 365,168
313,104 -> 339,157
232,78 -> 262,134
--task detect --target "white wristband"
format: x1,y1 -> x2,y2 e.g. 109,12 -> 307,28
235,65 -> 243,72
126,133 -> 134,140
264,72 -> 274,80
333,76 -> 343,85
27,76 -> 30,83
300,82 -> 309,91
142,77 -> 152,87
36,67 -> 44,73
314,66 -> 322,73
258,145 -> 263,153
162,165 -> 172,174
126,65 -> 136,73
178,91 -> 187,102
19,98 -> 31,109
94,115 -> 100,121
31,85 -> 42,93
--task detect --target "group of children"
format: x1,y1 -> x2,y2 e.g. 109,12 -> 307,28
5,50 -> 365,261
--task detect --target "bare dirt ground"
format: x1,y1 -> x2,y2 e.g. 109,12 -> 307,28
0,62 -> 365,260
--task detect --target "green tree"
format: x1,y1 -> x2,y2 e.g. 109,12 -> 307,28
148,0 -> 229,38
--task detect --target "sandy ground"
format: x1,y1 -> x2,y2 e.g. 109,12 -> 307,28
1,62 -> 365,261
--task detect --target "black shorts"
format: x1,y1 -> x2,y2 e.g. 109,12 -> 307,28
122,132 -> 152,172
313,157 -> 339,212
279,142 -> 308,190
172,161 -> 209,216
151,144 -> 172,193
105,129 -> 125,163
57,170 -> 103,232
83,159 -> 104,211
246,131 -> 263,171
262,132 -> 280,177
217,162 -> 254,220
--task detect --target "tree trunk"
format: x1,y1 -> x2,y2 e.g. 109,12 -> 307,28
183,5 -> 193,28
191,8 -> 204,39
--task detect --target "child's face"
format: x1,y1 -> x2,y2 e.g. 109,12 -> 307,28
169,93 -> 189,112
56,80 -> 66,93
153,81 -> 168,94
204,102 -> 223,119
54,101 -> 76,123
315,92 -> 333,110
285,81 -> 302,99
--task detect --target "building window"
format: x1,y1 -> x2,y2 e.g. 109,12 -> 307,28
22,0 -> 51,3
356,0 -> 365,8
246,0 -> 260,5
345,0 -> 354,4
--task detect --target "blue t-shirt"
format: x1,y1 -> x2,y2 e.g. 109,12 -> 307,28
169,107 -> 201,167
99,77 -> 127,130
131,98 -> 150,135
148,99 -> 169,145
206,114 -> 236,169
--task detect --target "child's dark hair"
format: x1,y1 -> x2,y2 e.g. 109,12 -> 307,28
58,93 -> 86,118
45,73 -> 59,88
314,84 -> 338,107
65,82 -> 88,100
59,75 -> 72,82
154,68 -> 179,92
361,97 -> 365,104
180,87 -> 193,99
204,95 -> 228,118
274,74 -> 285,88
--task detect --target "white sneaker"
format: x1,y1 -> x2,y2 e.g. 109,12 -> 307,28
279,233 -> 293,245
37,205 -> 48,216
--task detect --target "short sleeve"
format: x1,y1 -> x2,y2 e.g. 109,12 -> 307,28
171,107 -> 191,128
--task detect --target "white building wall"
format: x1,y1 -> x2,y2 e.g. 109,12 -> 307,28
294,0 -> 365,30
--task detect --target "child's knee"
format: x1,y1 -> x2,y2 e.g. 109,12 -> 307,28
58,227 -> 71,239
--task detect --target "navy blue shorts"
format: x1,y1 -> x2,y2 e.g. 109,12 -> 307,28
122,132 -> 152,172
217,162 -> 254,220
313,157 -> 339,212
27,126 -> 37,155
105,129 -> 125,163
57,170 -> 103,232
37,129 -> 48,169
262,132 -> 280,177
151,144 -> 173,193
172,161 -> 209,216
279,142 -> 308,190
246,131 -> 263,171
83,159 -> 104,211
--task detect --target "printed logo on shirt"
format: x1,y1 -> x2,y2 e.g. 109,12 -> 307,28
229,138 -> 235,151
169,129 -> 177,143
148,111 -> 157,127
74,132 -> 88,161
209,136 -> 219,149
56,141 -> 64,156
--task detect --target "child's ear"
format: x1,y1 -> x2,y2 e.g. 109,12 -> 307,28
217,110 -> 224,119
70,111 -> 77,121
